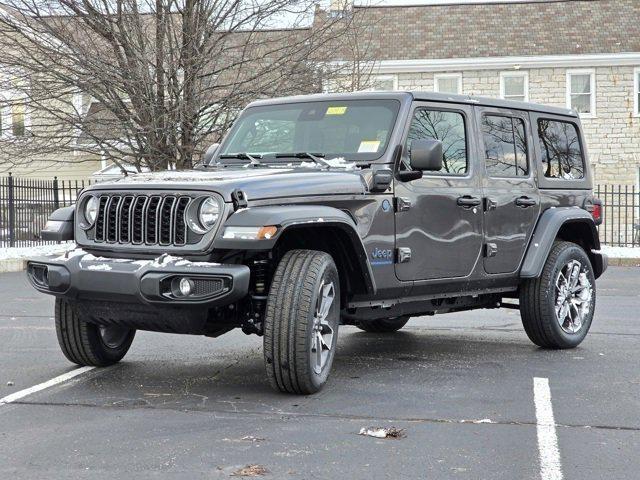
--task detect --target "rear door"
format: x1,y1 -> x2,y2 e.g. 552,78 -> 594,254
477,107 -> 540,274
394,102 -> 483,281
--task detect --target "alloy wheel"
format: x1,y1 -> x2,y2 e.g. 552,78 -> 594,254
554,260 -> 593,334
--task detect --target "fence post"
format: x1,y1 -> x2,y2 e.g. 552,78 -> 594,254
8,172 -> 15,248
53,176 -> 59,210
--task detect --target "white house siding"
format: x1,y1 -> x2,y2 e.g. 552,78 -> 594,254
396,66 -> 640,186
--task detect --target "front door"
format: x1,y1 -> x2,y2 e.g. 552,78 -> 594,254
394,102 -> 483,281
477,107 -> 540,274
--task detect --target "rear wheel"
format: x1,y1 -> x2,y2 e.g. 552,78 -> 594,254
263,250 -> 340,394
355,316 -> 410,333
520,241 -> 596,349
55,298 -> 135,366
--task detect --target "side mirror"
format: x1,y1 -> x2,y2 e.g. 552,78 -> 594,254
203,143 -> 220,164
410,139 -> 443,172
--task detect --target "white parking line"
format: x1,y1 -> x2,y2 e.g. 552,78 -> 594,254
534,377 -> 563,480
0,366 -> 95,405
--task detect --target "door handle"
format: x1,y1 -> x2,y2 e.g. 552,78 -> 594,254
515,196 -> 537,208
457,196 -> 482,208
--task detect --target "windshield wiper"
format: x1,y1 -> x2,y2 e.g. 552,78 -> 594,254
275,152 -> 330,168
219,152 -> 263,167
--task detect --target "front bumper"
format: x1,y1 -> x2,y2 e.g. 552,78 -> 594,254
26,250 -> 250,307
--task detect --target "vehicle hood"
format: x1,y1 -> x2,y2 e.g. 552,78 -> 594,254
92,166 -> 369,202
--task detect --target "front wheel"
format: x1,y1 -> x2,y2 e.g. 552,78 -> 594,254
519,241 -> 596,349
263,250 -> 340,394
55,298 -> 136,366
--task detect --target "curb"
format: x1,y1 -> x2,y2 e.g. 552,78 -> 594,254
0,258 -> 28,273
606,257 -> 640,267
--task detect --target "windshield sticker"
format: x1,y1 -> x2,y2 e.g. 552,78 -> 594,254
358,140 -> 381,153
326,106 -> 347,115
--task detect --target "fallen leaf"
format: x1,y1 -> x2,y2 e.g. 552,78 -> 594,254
230,464 -> 269,477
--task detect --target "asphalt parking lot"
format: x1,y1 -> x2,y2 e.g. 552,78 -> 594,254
1,267 -> 639,479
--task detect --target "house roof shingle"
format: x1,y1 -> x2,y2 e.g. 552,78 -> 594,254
351,0 -> 640,60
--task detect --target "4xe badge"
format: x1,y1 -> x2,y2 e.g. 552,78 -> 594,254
370,247 -> 393,266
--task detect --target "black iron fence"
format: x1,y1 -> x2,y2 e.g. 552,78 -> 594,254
595,184 -> 640,247
0,173 -> 93,248
0,175 -> 638,249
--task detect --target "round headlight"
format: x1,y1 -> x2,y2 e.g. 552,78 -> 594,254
198,197 -> 220,230
84,196 -> 99,225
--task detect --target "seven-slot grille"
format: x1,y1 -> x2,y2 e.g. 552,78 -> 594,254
92,194 -> 192,246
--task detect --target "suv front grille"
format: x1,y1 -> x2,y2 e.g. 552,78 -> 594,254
92,194 -> 192,246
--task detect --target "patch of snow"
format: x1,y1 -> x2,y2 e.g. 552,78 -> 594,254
471,418 -> 494,424
295,157 -> 359,171
54,248 -> 87,261
116,169 -> 281,184
324,157 -> 358,170
132,260 -> 153,267
600,246 -> 640,259
86,264 -> 112,271
0,243 -> 76,261
298,161 -> 320,169
358,427 -> 405,439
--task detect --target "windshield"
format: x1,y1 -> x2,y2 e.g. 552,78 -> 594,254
215,99 -> 400,164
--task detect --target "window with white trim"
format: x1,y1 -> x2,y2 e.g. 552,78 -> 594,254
567,70 -> 596,116
367,75 -> 398,91
500,72 -> 528,102
434,74 -> 462,94
0,97 -> 29,138
634,67 -> 640,116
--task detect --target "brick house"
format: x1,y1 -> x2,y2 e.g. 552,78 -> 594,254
329,0 -> 640,186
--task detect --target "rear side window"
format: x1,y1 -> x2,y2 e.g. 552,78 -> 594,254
482,115 -> 528,177
406,108 -> 467,175
537,119 -> 585,179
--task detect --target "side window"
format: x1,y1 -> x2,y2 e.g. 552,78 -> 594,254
537,119 -> 585,179
482,115 -> 528,177
406,108 -> 467,175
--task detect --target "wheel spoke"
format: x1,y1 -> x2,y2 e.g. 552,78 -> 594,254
313,331 -> 323,374
320,324 -> 334,351
317,283 -> 335,320
567,262 -> 581,290
310,280 -> 336,375
555,271 -> 567,292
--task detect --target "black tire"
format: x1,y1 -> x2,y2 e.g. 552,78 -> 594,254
263,250 -> 340,394
520,241 -> 596,349
355,316 -> 410,333
55,298 -> 135,367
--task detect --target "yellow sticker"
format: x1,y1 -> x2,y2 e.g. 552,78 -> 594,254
358,140 -> 381,153
326,106 -> 347,115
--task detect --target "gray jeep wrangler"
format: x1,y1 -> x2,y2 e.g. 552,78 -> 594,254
27,92 -> 607,394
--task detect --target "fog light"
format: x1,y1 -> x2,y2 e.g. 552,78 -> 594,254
179,277 -> 194,296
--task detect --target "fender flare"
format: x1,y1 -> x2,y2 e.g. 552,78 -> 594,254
520,207 -> 604,279
214,205 -> 376,294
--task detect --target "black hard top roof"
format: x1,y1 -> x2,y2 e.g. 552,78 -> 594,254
247,91 -> 578,118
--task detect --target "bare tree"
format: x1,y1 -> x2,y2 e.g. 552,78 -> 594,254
315,4 -> 380,93
0,0 -> 363,173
